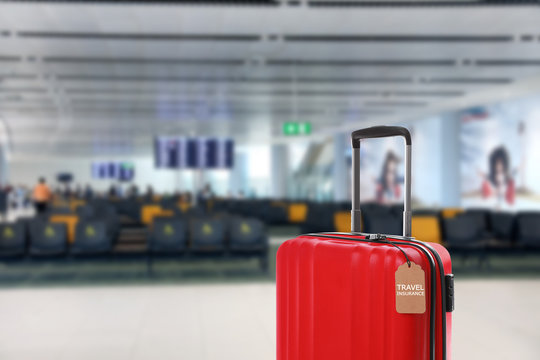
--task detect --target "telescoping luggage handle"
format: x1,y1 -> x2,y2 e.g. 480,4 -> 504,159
351,126 -> 412,237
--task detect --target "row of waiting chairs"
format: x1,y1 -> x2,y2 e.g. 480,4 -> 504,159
139,199 -> 342,227
0,216 -> 267,257
329,206 -> 540,250
148,217 -> 267,253
0,220 -> 112,256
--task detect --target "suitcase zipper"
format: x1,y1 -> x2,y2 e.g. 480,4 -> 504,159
303,232 -> 446,360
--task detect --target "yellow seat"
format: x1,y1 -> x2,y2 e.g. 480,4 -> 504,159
441,208 -> 464,219
288,203 -> 308,223
50,215 -> 79,244
178,202 -> 191,213
69,199 -> 86,212
333,211 -> 352,233
206,199 -> 214,212
52,197 -> 69,208
412,215 -> 443,245
141,205 -> 173,226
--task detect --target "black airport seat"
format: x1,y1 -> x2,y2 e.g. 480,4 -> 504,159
118,199 -> 141,221
211,200 -> 230,213
413,209 -> 440,217
148,218 -> 188,253
515,212 -> 540,248
263,202 -> 289,225
362,211 -> 402,237
389,204 -> 404,218
185,206 -> 205,218
190,218 -> 226,251
70,221 -> 112,255
16,216 -> 35,245
464,208 -> 490,234
76,205 -> 96,220
91,205 -> 120,240
300,203 -> 334,234
443,213 -> 487,249
488,211 -> 515,247
361,202 -> 392,216
335,201 -> 350,211
46,207 -> 72,217
229,218 -> 267,251
0,222 -> 26,256
29,222 -> 68,256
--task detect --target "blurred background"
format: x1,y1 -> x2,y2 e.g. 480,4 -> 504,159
0,1 -> 539,359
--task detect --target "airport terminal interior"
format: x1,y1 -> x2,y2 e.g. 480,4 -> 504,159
1,1 -> 540,359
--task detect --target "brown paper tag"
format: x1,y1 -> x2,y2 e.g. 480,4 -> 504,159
395,261 -> 426,314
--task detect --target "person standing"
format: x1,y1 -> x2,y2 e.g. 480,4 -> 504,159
0,184 -> 8,221
84,184 -> 94,200
32,177 -> 52,214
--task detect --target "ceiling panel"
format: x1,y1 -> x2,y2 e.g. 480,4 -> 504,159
0,1 -> 539,157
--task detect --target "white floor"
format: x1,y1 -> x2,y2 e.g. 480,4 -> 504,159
0,279 -> 538,360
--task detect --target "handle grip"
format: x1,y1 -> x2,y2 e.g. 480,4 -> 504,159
351,126 -> 411,148
350,125 -> 412,237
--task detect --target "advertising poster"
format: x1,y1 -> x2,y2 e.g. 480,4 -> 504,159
460,100 -> 540,210
359,135 -> 406,205
357,119 -> 443,207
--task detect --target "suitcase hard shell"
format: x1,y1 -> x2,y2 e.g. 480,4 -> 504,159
276,126 -> 453,360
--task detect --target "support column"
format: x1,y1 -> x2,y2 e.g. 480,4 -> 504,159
229,151 -> 248,197
441,116 -> 461,207
0,145 -> 7,186
271,144 -> 289,199
333,133 -> 349,202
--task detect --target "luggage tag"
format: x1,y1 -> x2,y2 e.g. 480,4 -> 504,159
395,262 -> 426,314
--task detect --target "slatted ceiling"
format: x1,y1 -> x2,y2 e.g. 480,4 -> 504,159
3,0 -> 538,5
363,100 -> 429,107
283,34 -> 514,43
296,90 -> 378,96
42,56 -> 246,65
0,87 -> 48,93
0,97 -> 52,104
5,0 -> 281,4
387,90 -> 465,97
0,74 -> 39,80
17,31 -> 261,41
1,2 -> 540,157
53,74 -> 415,83
70,99 -> 204,106
65,88 -> 380,96
289,76 -> 414,83
63,88 -> 463,98
0,105 -> 58,112
340,108 -> 395,115
307,0 -> 539,7
476,59 -> 540,66
0,55 -> 23,62
266,59 -> 456,67
422,77 -> 513,83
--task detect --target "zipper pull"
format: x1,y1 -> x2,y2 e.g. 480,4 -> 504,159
367,234 -> 386,241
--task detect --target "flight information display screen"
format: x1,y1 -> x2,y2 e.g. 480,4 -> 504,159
154,137 -> 234,169
92,161 -> 135,181
118,162 -> 135,181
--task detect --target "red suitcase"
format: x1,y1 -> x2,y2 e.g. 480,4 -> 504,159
277,126 -> 454,360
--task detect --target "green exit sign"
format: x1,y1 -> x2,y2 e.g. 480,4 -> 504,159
283,122 -> 312,136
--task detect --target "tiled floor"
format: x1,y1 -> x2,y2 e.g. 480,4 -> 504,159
0,279 -> 538,360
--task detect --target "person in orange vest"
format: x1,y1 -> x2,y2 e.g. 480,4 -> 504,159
32,177 -> 52,215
